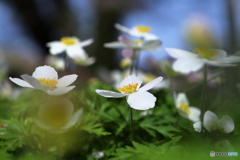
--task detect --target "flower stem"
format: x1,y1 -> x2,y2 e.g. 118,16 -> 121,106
200,64 -> 207,132
45,131 -> 48,156
64,52 -> 68,71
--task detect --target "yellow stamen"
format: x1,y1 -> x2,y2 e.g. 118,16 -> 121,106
134,39 -> 142,44
194,48 -> 219,59
178,103 -> 191,115
38,78 -> 58,88
135,25 -> 151,33
118,83 -> 138,94
60,37 -> 78,46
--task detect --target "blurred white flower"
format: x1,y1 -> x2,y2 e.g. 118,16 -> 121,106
71,54 -> 96,66
34,98 -> 83,134
96,75 -> 163,110
140,110 -> 153,116
45,55 -> 65,71
89,151 -> 104,159
9,65 -> 77,96
47,37 -> 93,56
0,81 -> 23,100
105,35 -> 161,51
193,110 -> 234,133
115,23 -> 159,40
174,92 -> 200,122
165,48 -> 240,74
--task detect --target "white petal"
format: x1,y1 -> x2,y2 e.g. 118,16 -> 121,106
119,75 -> 142,90
47,86 -> 75,96
218,56 -> 240,63
127,91 -> 156,110
142,40 -> 162,51
175,93 -> 189,107
193,122 -> 202,132
177,109 -> 188,119
172,58 -> 205,74
138,76 -> 163,92
104,42 -> 126,48
56,74 -> 78,87
143,33 -> 159,40
66,45 -> 86,59
188,107 -> 201,122
217,115 -> 234,133
212,49 -> 227,60
21,75 -> 46,91
46,41 -> 66,55
32,65 -> 58,79
203,110 -> 218,132
9,77 -> 33,88
206,60 -> 236,67
118,35 -> 138,48
165,48 -> 197,59
34,118 -> 52,130
95,89 -> 126,98
64,108 -> 83,129
115,23 -> 131,33
80,39 -> 94,47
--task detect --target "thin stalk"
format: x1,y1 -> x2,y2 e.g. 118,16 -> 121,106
45,131 -> 48,156
200,64 -> 207,132
64,52 -> 68,71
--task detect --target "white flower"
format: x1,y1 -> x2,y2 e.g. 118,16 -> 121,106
174,92 -> 200,122
193,110 -> 234,133
89,151 -> 104,159
34,98 -> 83,134
95,75 -> 163,110
115,23 -> 159,40
46,36 -> 93,59
165,48 -> 240,74
9,65 -> 77,96
45,55 -> 65,71
70,53 -> 96,66
104,35 -> 161,52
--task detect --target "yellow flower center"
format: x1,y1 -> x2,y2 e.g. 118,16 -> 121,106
118,83 -> 138,94
60,37 -> 78,46
135,25 -> 151,33
38,78 -> 58,89
178,103 -> 191,115
194,48 -> 219,59
134,39 -> 142,44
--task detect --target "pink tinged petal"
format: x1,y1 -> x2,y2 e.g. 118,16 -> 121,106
188,107 -> 201,122
64,108 -> 83,129
115,23 -> 131,33
66,45 -> 86,59
142,40 -> 162,51
9,77 -> 33,88
32,65 -> 58,79
21,75 -> 46,92
175,93 -> 189,107
80,39 -> 94,47
56,74 -> 78,87
217,115 -> 234,133
119,75 -> 142,90
118,35 -> 138,48
47,86 -> 75,96
46,42 -> 66,55
203,110 -> 218,132
122,48 -> 133,58
193,122 -> 202,132
95,89 -> 126,98
172,58 -> 205,74
127,91 -> 156,110
104,42 -> 126,48
138,76 -> 163,92
165,48 -> 197,59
